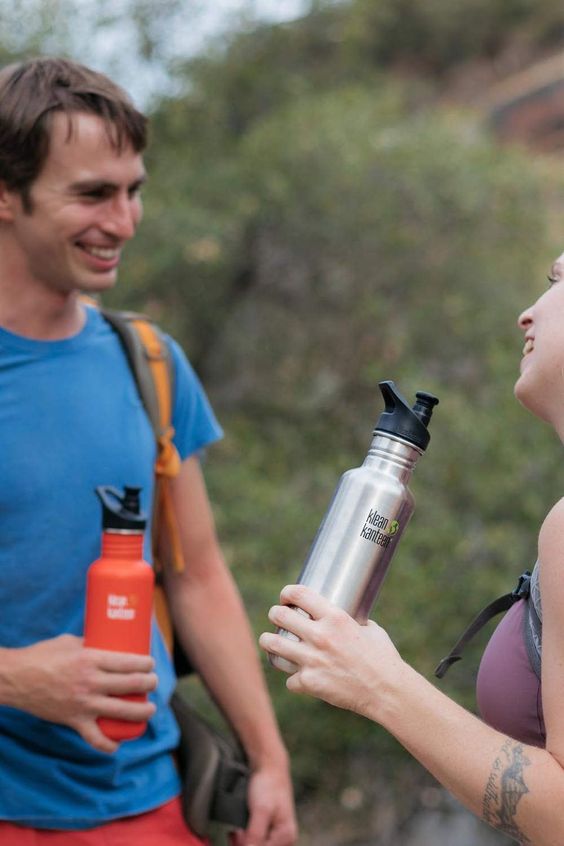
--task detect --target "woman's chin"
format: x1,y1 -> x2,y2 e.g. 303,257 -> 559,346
514,379 -> 554,425
514,374 -> 539,416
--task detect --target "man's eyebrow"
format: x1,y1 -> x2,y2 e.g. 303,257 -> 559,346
68,174 -> 148,193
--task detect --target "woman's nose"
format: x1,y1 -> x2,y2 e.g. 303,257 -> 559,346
518,306 -> 533,330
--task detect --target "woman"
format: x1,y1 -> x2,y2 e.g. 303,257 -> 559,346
259,253 -> 564,846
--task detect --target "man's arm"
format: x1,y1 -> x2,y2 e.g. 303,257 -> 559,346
0,636 -> 157,753
163,455 -> 297,846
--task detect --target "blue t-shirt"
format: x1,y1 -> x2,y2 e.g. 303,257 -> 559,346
0,306 -> 222,829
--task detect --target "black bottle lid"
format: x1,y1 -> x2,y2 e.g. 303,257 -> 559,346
95,486 -> 147,532
374,381 -> 439,451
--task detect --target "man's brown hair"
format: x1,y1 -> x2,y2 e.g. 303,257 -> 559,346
0,57 -> 148,210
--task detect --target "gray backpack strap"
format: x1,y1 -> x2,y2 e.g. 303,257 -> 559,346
523,561 -> 542,680
98,307 -> 173,441
435,571 -> 532,679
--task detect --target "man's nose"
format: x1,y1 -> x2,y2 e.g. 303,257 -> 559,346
103,195 -> 139,240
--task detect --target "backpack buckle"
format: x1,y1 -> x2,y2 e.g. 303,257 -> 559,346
512,570 -> 531,600
144,338 -> 167,361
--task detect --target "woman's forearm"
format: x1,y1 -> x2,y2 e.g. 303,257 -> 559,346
373,662 -> 563,846
262,587 -> 564,846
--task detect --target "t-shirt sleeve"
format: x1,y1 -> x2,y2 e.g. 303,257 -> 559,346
167,336 -> 223,460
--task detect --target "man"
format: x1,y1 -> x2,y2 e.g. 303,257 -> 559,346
0,57 -> 296,846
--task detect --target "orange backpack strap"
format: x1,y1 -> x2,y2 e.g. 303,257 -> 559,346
127,315 -> 185,575
98,308 -> 184,568
85,300 -> 186,654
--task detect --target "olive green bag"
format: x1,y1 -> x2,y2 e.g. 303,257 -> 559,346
170,690 -> 250,837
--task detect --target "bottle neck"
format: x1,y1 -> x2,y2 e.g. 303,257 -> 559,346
363,432 -> 422,481
101,531 -> 144,559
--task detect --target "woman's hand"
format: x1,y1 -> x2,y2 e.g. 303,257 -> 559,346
259,585 -> 407,721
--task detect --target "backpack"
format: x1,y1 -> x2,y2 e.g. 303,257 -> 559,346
434,567 -> 542,680
96,305 -> 185,663
96,304 -> 250,834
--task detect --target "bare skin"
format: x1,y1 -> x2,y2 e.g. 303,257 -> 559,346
0,111 -> 145,340
260,565 -> 563,846
482,740 -> 532,843
0,636 -> 157,754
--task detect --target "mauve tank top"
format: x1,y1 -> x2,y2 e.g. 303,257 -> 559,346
476,599 -> 545,748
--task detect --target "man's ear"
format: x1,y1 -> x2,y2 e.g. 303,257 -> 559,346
0,182 -> 17,222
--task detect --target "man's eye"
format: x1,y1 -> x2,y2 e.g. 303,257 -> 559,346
547,274 -> 560,287
82,189 -> 107,200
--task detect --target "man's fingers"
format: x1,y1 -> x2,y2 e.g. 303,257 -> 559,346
244,804 -> 270,846
93,694 -> 157,722
100,671 -> 158,696
267,819 -> 299,846
75,695 -> 156,753
90,649 -> 155,673
77,719 -> 119,755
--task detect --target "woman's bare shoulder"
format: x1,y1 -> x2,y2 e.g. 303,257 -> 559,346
539,497 -> 564,586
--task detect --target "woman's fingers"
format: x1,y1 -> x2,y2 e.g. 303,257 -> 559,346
267,604 -> 312,638
263,587 -> 354,661
279,584 -> 340,620
259,631 -> 305,667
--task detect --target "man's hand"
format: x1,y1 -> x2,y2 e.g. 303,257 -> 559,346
230,756 -> 298,846
3,634 -> 157,753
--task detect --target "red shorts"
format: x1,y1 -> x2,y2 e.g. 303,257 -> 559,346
0,796 -> 209,846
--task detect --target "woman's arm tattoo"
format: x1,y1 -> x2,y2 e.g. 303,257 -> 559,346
482,739 -> 532,843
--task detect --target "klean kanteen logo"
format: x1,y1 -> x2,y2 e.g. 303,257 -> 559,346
359,509 -> 400,548
106,594 -> 137,621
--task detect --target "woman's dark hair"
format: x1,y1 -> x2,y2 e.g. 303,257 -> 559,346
0,57 -> 148,210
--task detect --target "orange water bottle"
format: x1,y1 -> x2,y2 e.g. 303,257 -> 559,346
84,485 -> 154,741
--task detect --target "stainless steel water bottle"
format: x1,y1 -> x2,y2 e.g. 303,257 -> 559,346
270,381 -> 439,673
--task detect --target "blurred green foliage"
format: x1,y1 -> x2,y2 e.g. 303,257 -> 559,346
3,0 -> 564,831
122,78 -> 564,796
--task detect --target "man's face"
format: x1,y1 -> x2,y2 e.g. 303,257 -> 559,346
1,110 -> 145,295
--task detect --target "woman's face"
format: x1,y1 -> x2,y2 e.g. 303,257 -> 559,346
515,252 -> 564,427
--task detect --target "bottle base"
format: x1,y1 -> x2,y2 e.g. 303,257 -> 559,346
268,652 -> 299,674
267,605 -> 314,674
268,615 -> 307,674
98,717 -> 147,741
98,692 -> 148,741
